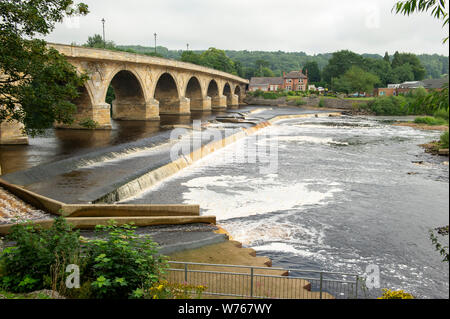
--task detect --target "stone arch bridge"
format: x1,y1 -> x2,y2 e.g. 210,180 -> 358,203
0,44 -> 248,144
55,44 -> 248,129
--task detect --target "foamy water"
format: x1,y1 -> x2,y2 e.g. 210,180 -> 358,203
127,116 -> 449,298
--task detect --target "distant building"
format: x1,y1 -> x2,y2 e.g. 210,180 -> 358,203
249,77 -> 283,92
374,76 -> 448,97
249,69 -> 309,92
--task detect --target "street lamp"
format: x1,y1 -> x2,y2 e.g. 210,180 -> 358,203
154,33 -> 157,54
101,18 -> 106,48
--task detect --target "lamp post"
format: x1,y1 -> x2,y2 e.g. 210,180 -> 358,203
101,18 -> 106,48
154,33 -> 157,54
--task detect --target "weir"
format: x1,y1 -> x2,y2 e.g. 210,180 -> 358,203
1,107 -> 340,206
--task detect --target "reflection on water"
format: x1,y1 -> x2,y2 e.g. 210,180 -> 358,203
0,111 -> 224,175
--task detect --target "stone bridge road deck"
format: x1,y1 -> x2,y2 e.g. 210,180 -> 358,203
1,107 -> 330,204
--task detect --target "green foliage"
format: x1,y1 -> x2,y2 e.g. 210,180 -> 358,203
391,52 -> 427,80
414,116 -> 447,125
79,118 -> 99,129
295,98 -> 307,106
409,83 -> 449,115
434,108 -> 450,121
105,85 -> 115,105
439,131 -> 449,149
322,50 -> 365,84
363,95 -> 410,115
0,0 -> 89,136
319,98 -> 325,107
429,225 -> 449,262
83,222 -> 168,299
0,218 -> 81,293
331,66 -> 380,94
303,61 -> 321,83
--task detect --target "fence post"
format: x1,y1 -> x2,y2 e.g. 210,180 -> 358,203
355,275 -> 359,299
319,272 -> 323,299
250,267 -> 254,298
184,263 -> 188,283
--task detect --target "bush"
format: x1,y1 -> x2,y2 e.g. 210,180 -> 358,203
440,131 -> 449,149
433,108 -> 449,122
295,98 -> 307,106
261,92 -> 280,100
378,289 -> 414,299
0,218 -> 81,293
318,98 -> 325,108
365,96 -> 410,116
83,222 -> 168,299
414,116 -> 448,126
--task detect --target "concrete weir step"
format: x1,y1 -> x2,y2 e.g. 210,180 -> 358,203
61,204 -> 200,218
0,216 -> 216,235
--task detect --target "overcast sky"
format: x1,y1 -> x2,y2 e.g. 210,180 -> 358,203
45,0 -> 449,56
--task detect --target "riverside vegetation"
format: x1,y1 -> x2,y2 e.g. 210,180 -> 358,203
0,218 -> 205,299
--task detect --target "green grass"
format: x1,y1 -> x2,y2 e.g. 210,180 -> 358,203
440,131 -> 449,149
414,116 -> 448,126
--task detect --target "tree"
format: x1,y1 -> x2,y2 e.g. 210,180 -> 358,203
84,34 -> 115,49
200,48 -> 236,74
322,50 -> 365,84
180,51 -> 202,65
383,52 -> 390,63
391,63 -> 415,82
331,66 -> 380,94
391,52 -> 426,80
363,58 -> 392,87
0,0 -> 89,136
303,61 -> 321,83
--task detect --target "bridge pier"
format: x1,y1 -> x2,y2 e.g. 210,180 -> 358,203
55,103 -> 112,129
112,98 -> 160,121
211,95 -> 227,110
0,120 -> 28,145
229,94 -> 239,107
159,97 -> 191,115
190,97 -> 212,111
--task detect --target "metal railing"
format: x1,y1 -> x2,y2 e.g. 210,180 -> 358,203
166,261 -> 365,299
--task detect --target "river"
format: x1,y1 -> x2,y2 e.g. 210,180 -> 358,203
123,115 -> 449,299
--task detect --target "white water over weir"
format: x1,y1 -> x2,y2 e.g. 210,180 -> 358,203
125,116 -> 449,299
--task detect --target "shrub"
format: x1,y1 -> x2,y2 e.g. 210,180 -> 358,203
433,108 -> 449,122
378,289 -> 414,299
0,218 -> 81,293
414,116 -> 448,126
440,131 -> 449,149
318,98 -> 325,108
365,96 -> 409,116
83,222 -> 168,299
295,98 -> 307,106
261,92 -> 280,100
79,118 -> 99,129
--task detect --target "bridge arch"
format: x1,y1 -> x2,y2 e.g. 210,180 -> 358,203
207,79 -> 220,99
154,72 -> 189,115
105,69 -> 147,120
185,76 -> 205,111
234,85 -> 242,104
223,82 -> 232,106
